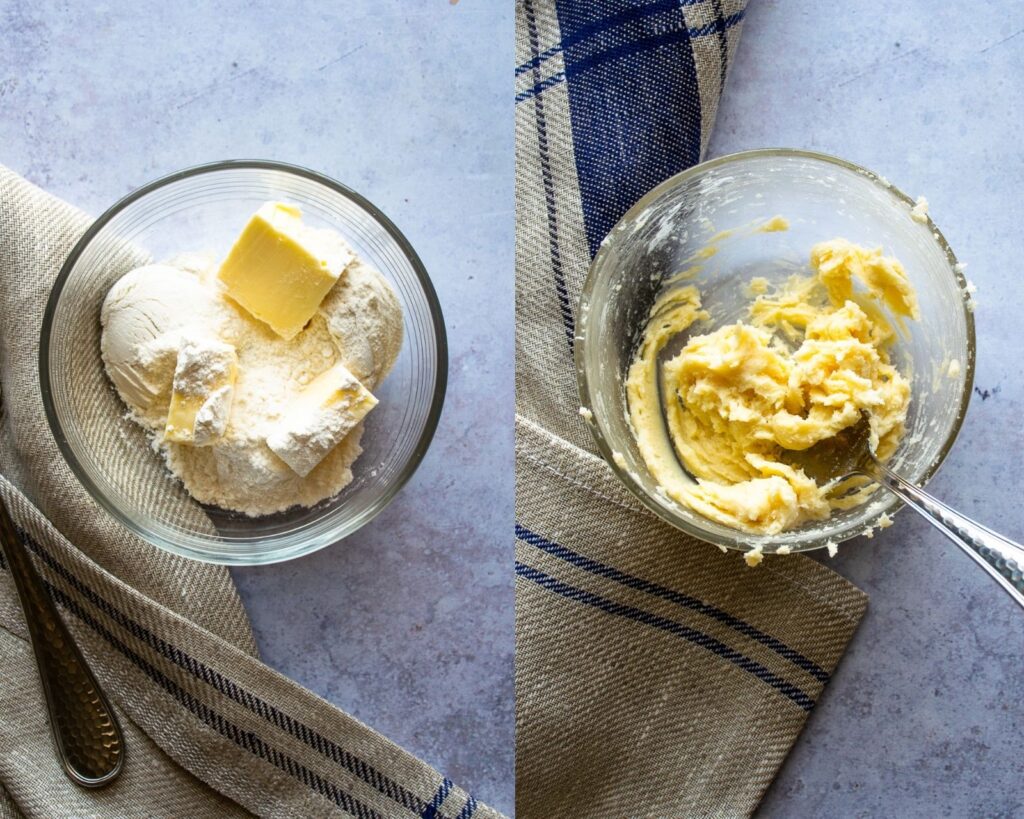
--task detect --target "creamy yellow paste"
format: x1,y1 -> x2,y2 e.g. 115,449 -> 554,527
626,237 -> 918,535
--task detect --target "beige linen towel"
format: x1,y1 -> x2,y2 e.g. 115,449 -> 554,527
515,1 -> 869,816
0,165 -> 500,819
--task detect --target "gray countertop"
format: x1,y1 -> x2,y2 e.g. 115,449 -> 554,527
710,1 -> 1024,816
6,0 -> 1024,816
0,1 -> 514,814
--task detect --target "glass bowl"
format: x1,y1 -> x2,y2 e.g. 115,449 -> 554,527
41,160 -> 446,565
576,149 -> 975,556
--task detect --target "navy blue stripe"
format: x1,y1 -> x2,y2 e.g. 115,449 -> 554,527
516,561 -> 816,711
523,0 -> 577,351
708,0 -> 731,94
0,542 -> 386,818
560,23 -> 707,76
515,524 -> 830,683
0,528 -> 442,818
420,778 -> 453,819
515,0 -> 683,76
687,9 -> 744,40
554,0 -> 705,257
515,11 -> 746,105
515,70 -> 565,103
456,795 -> 478,819
516,43 -> 564,78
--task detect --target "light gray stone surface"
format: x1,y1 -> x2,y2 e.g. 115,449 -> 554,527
0,0 -> 513,814
709,1 -> 1024,816
9,0 -> 1024,815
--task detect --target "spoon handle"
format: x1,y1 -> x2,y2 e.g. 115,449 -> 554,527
0,498 -> 124,787
872,461 -> 1024,610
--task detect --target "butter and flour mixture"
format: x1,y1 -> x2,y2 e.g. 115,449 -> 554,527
100,204 -> 403,516
626,235 -> 918,536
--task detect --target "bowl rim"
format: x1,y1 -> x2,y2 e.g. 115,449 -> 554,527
575,147 -> 977,554
40,158 -> 448,565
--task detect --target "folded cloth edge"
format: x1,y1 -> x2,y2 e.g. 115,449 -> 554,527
0,473 -> 504,819
515,412 -> 869,817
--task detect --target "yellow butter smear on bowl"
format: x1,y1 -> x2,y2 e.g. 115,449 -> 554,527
626,236 -> 919,535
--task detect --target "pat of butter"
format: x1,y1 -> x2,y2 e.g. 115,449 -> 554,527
266,362 -> 377,477
218,202 -> 354,340
165,337 -> 237,446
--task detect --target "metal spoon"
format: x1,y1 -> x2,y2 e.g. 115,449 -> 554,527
0,496 -> 124,786
785,412 -> 1024,609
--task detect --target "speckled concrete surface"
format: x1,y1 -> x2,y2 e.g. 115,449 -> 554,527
709,2 -> 1024,816
0,1 -> 513,814
9,0 -> 1024,815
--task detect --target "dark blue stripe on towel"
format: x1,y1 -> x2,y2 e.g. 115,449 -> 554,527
420,778 -> 453,818
554,0 -> 704,257
687,9 -> 745,40
515,70 -> 566,104
523,0 -> 577,350
515,0 -> 682,76
515,523 -> 830,683
515,561 -> 817,711
456,795 -> 478,819
516,9 -> 745,105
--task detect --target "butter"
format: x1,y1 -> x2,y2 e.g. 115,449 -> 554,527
165,337 -> 237,445
218,202 -> 353,339
266,361 -> 378,477
626,237 -> 915,535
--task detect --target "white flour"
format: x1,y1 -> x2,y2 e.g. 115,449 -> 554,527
169,337 -> 237,446
101,254 -> 403,516
319,257 -> 404,388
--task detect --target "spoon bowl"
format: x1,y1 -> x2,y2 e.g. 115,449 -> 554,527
782,412 -> 875,488
786,412 -> 1024,612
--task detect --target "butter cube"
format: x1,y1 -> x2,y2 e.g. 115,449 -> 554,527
218,202 -> 354,339
165,337 -> 237,445
266,362 -> 377,477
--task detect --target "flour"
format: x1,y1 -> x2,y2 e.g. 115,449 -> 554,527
910,195 -> 929,223
100,264 -> 222,418
166,336 -> 237,446
193,385 -> 234,446
318,258 -> 403,388
101,253 -> 402,516
172,337 -> 235,398
265,362 -> 377,478
131,334 -> 181,422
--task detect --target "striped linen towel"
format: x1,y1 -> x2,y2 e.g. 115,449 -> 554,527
514,2 -> 869,816
0,165 -> 501,819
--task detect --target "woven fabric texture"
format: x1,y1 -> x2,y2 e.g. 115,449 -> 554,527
0,167 -> 501,819
514,2 -> 869,816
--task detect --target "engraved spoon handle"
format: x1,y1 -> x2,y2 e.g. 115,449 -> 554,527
0,497 -> 124,787
865,459 -> 1024,610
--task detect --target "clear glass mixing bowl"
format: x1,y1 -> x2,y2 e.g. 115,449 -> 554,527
577,149 -> 975,555
41,160 -> 446,565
